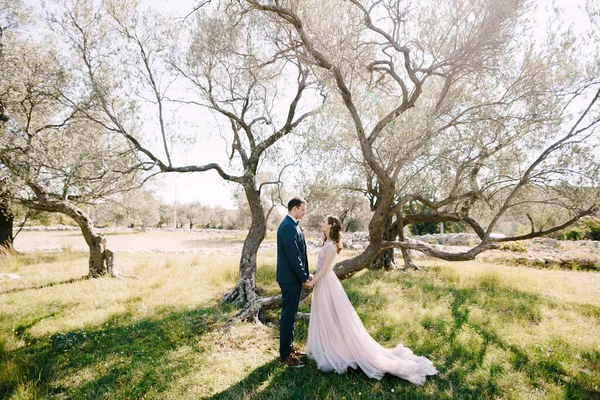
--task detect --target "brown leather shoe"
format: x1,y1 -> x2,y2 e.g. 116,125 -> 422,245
291,346 -> 307,357
280,354 -> 305,368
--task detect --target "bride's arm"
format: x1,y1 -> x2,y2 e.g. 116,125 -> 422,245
307,246 -> 336,287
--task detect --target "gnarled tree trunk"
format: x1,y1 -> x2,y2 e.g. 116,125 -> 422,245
398,212 -> 418,270
399,234 -> 418,270
233,176 -> 399,322
368,216 -> 398,271
222,184 -> 266,306
61,202 -> 118,277
21,199 -> 118,277
0,197 -> 13,250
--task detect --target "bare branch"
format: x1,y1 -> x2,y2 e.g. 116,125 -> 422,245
381,240 -> 499,261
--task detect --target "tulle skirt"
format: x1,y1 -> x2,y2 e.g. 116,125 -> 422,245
305,270 -> 438,385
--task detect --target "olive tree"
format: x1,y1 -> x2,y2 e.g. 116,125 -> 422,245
232,0 -> 600,321
0,0 -> 28,251
0,28 -> 142,276
47,0 -> 322,305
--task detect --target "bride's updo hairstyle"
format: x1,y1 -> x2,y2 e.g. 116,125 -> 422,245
323,215 -> 343,254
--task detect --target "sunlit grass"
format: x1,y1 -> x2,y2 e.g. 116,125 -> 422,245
1,249 -> 599,399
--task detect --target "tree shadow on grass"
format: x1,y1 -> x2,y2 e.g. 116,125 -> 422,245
466,320 -> 600,399
4,266 -> 597,399
1,303 -> 231,399
209,357 -> 438,400
209,279 -> 546,399
419,284 -> 600,399
0,276 -> 87,295
218,279 -> 599,399
209,349 -> 527,400
285,270 -> 600,399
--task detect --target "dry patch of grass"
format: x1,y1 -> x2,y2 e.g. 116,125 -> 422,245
12,229 -> 278,253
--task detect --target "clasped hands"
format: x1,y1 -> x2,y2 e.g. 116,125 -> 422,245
303,274 -> 315,290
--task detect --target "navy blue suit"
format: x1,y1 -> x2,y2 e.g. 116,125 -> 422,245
276,215 -> 309,359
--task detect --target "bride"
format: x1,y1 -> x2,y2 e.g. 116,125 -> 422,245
303,215 -> 438,385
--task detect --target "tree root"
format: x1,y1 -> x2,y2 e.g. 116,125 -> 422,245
401,249 -> 420,270
222,279 -> 258,307
226,289 -> 312,326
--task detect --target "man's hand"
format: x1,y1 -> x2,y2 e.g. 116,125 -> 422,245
308,274 -> 314,281
303,279 -> 313,290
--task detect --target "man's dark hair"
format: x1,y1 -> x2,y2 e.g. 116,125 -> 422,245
287,196 -> 306,211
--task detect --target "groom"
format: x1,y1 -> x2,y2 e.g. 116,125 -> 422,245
277,196 -> 312,367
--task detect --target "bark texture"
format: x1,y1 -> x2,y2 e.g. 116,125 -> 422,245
368,216 -> 398,271
222,185 -> 266,306
22,198 -> 118,277
0,198 -> 12,250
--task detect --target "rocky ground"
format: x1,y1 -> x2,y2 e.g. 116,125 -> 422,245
9,227 -> 600,271
339,232 -> 600,270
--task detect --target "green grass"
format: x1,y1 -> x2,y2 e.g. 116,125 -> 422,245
1,251 -> 599,399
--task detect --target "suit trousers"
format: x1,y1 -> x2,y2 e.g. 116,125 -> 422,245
278,282 -> 303,359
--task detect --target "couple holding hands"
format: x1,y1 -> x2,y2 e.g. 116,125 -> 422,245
276,197 -> 437,385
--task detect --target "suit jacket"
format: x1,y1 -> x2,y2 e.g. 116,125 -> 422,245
276,215 -> 309,284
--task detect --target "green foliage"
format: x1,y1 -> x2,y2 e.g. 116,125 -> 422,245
409,220 -> 469,236
344,218 -> 363,232
557,260 -> 600,272
404,204 -> 470,236
583,218 -> 600,241
35,212 -> 54,227
444,221 -> 470,234
409,220 -> 439,235
11,207 -> 75,227
558,218 -> 600,241
500,241 -> 528,253
157,204 -> 172,228
565,228 -> 586,241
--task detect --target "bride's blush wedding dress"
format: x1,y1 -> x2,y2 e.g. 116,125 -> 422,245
306,240 -> 438,385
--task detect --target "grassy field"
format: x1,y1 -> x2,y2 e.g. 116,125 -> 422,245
1,242 -> 600,399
